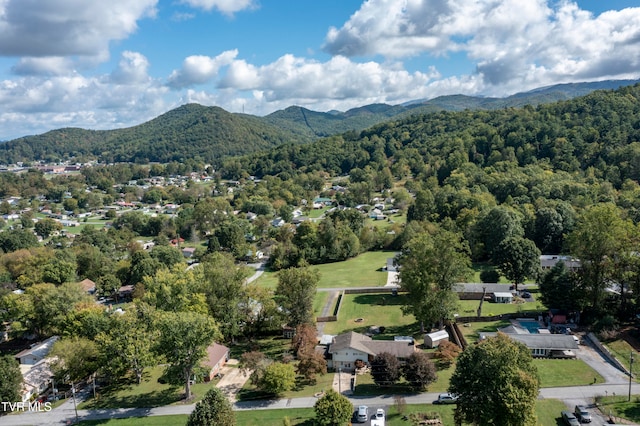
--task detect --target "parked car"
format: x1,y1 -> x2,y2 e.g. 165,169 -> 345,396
375,408 -> 385,419
522,291 -> 531,298
356,405 -> 368,423
561,410 -> 580,426
574,405 -> 592,423
434,393 -> 458,404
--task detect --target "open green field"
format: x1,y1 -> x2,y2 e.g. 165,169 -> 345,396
238,370 -> 335,401
253,250 -> 395,289
313,251 -> 396,288
78,366 -> 217,410
322,293 -> 417,337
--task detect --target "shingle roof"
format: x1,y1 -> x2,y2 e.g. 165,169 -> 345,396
328,331 -> 415,358
481,332 -> 578,350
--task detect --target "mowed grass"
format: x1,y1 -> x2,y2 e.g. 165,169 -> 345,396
253,250 -> 395,289
313,251 -> 396,288
79,415 -> 189,425
322,293 -> 417,337
457,299 -> 544,317
533,359 -> 604,387
238,370 -> 336,401
605,339 -> 639,379
79,366 -> 217,410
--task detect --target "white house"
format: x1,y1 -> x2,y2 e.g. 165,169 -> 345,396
493,292 -> 514,304
327,331 -> 415,372
540,255 -> 581,271
15,336 -> 58,365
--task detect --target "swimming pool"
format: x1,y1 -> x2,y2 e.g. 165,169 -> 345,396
518,320 -> 542,334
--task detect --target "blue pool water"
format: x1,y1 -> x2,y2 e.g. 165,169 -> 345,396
518,320 -> 542,334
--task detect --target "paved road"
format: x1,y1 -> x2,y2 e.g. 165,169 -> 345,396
4,383 -> 640,425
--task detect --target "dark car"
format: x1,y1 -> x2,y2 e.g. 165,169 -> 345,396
561,410 -> 580,426
522,291 -> 532,298
574,405 -> 592,423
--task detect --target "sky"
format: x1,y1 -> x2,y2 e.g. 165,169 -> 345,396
0,0 -> 639,140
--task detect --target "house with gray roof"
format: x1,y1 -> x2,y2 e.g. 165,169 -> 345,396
327,331 -> 416,372
480,331 -> 579,358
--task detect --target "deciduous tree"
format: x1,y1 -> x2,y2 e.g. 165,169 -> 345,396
275,266 -> 319,328
449,333 -> 540,426
155,311 -> 221,400
314,389 -> 353,426
492,236 -> 541,291
403,351 -> 437,390
370,352 -> 401,387
186,387 -> 235,426
0,355 -> 22,410
258,362 -> 296,396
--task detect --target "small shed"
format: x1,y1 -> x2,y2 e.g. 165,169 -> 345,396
424,330 -> 449,348
493,292 -> 514,304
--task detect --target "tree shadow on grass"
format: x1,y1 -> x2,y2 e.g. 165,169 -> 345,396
83,387 -> 183,410
352,294 -> 408,307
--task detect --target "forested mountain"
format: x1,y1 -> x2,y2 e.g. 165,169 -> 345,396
0,79 -> 638,165
224,83 -> 640,192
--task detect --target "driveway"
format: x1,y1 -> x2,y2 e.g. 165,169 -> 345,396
215,360 -> 250,403
576,337 -> 628,384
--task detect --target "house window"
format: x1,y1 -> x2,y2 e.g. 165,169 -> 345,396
346,363 -> 350,368
532,348 -> 545,356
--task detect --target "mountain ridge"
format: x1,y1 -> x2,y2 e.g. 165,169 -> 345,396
1,79 -> 638,165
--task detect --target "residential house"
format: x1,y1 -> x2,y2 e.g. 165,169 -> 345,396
327,331 -> 416,372
15,336 -> 59,365
181,247 -> 196,258
202,343 -> 230,381
19,358 -> 55,402
540,255 -> 581,271
480,328 -> 579,359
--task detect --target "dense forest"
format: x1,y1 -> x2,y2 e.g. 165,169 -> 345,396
0,79 -> 637,165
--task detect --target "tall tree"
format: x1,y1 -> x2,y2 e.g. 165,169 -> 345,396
370,352 -> 401,387
186,387 -> 235,426
314,389 -> 353,426
50,337 -> 100,386
0,355 -> 22,410
492,236 -> 541,291
402,351 -> 437,390
155,311 -> 221,400
96,308 -> 158,384
538,262 -> 582,311
567,203 -> 630,309
398,227 -> 471,331
275,266 -> 319,328
473,206 -> 524,260
449,333 -> 540,426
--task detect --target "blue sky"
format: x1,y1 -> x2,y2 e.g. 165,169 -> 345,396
0,0 -> 639,140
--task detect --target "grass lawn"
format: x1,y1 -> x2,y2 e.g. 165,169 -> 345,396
597,394 -> 640,423
457,299 -> 545,317
238,371 -> 335,401
78,366 -> 217,410
456,319 -> 513,343
322,293 -> 417,337
252,269 -> 278,289
533,359 -> 604,387
313,251 -> 396,288
313,291 -> 330,317
229,335 -> 291,361
604,339 -> 638,379
79,415 -> 189,425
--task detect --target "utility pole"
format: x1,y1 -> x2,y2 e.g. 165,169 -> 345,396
629,351 -> 634,402
338,367 -> 342,394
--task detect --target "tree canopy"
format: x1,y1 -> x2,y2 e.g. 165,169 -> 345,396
449,333 -> 540,426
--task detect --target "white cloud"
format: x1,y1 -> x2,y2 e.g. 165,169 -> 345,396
323,0 -> 640,92
109,51 -> 151,85
167,50 -> 239,88
11,57 -> 74,76
0,0 -> 157,58
178,0 -> 257,15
